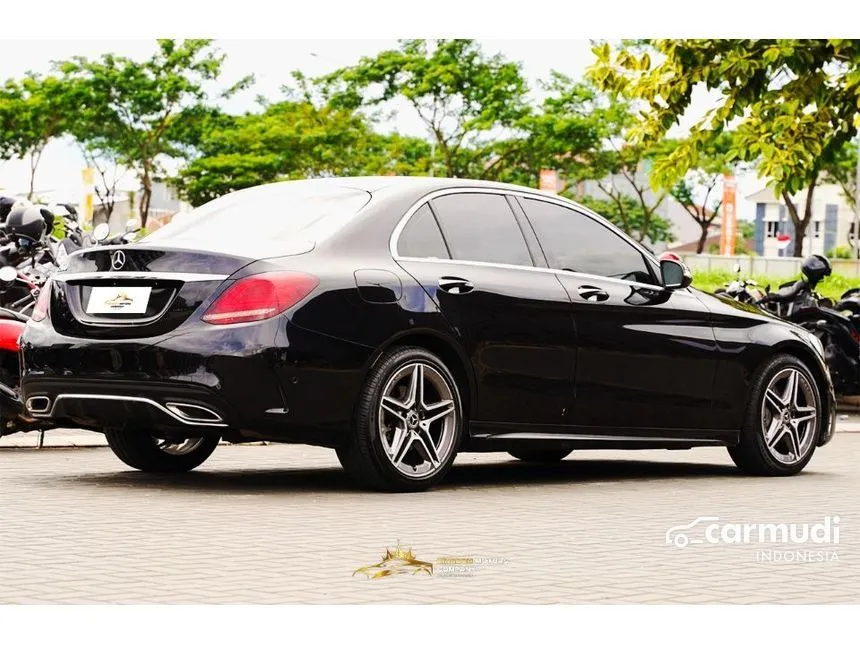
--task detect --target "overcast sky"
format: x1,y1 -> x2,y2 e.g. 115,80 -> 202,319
0,39 -> 761,216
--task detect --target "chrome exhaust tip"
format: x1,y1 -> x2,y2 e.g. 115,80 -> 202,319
164,402 -> 223,424
25,396 -> 51,414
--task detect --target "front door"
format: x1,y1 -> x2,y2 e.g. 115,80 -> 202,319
393,191 -> 577,430
516,195 -> 719,434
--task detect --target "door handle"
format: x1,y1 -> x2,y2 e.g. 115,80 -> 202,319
577,285 -> 609,302
438,276 -> 474,295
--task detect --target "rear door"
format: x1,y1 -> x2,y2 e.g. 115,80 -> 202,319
516,195 -> 719,433
394,191 -> 577,431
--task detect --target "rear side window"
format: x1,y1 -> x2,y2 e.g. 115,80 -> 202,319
521,197 -> 656,284
431,193 -> 533,267
397,204 -> 450,259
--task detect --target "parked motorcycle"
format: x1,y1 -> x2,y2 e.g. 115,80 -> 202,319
713,263 -> 768,306
0,203 -> 92,312
92,219 -> 141,246
716,254 -> 860,395
0,265 -> 52,436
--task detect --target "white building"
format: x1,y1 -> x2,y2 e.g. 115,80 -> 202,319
748,183 -> 855,257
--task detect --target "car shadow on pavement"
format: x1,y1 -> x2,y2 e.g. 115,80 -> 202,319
44,456 -> 787,495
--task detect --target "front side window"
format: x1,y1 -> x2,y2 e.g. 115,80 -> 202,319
397,204 -> 450,259
431,193 -> 533,267
520,197 -> 656,284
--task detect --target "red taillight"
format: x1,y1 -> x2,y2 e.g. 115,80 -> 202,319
31,281 -> 51,322
202,272 -> 319,325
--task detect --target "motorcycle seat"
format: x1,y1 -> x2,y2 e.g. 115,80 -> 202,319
763,280 -> 807,303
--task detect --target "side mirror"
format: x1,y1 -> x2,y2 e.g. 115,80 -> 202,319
0,266 -> 17,284
732,262 -> 741,274
660,259 -> 692,290
93,223 -> 110,242
125,218 -> 140,233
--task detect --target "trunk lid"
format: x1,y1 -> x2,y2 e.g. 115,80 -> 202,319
50,246 -> 252,339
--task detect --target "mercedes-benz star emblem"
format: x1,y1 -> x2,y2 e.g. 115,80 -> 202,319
111,250 -> 126,271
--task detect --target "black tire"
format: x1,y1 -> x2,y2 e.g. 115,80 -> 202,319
727,354 -> 822,476
105,429 -> 219,473
508,448 -> 572,463
336,346 -> 463,492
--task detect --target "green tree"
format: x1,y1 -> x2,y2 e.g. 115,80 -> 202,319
827,140 -> 857,211
499,74 -> 608,189
318,39 -> 530,179
548,79 -> 673,244
172,99 -> 431,206
0,73 -> 74,199
590,39 -> 860,257
59,39 -> 251,226
669,132 -> 735,253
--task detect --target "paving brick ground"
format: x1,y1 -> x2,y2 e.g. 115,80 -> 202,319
1,433 -> 858,604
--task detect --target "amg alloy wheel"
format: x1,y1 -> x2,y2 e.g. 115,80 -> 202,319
337,346 -> 463,492
377,362 -> 457,479
105,429 -> 219,473
729,355 -> 821,476
759,367 -> 818,465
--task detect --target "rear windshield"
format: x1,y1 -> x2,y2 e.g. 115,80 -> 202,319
142,180 -> 372,257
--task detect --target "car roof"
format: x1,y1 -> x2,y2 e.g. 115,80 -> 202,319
259,176 -> 554,199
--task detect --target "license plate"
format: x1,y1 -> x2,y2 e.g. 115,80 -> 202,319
86,286 -> 152,314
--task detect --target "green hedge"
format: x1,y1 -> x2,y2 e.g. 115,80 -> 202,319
692,270 -> 860,301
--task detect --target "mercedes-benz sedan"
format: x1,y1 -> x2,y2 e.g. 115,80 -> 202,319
20,177 -> 835,491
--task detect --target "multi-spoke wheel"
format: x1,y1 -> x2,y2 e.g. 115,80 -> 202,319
729,354 -> 822,476
105,429 -> 219,473
337,346 -> 463,492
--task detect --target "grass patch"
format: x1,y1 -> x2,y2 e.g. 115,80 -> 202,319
691,270 -> 860,301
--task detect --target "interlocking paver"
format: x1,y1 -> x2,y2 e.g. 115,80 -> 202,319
1,434 -> 858,603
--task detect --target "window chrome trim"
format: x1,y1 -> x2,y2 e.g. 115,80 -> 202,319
393,256 -> 664,292
389,186 -> 665,292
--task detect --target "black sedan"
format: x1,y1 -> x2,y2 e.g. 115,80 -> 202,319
20,177 -> 835,491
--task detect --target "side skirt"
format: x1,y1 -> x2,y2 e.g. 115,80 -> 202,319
464,422 -> 739,453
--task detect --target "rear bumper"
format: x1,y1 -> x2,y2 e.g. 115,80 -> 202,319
21,378 -> 231,435
19,316 -> 375,446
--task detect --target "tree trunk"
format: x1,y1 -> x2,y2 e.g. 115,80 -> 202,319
27,146 -> 44,201
696,222 -> 709,254
139,168 -> 153,229
783,178 -> 817,258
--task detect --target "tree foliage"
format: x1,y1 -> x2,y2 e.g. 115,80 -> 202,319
172,99 -> 431,205
0,73 -> 74,199
669,132 -> 735,253
589,39 -> 860,255
59,39 -> 250,226
318,39 -> 530,179
541,77 -> 674,244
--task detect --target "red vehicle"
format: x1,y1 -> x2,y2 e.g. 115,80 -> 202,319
0,267 -> 50,435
